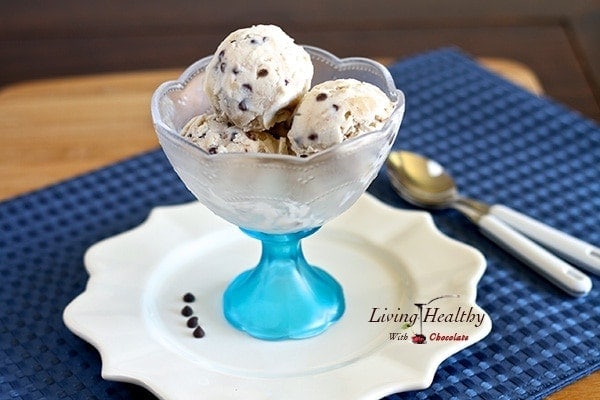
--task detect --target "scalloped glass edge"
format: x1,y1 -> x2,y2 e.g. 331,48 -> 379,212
150,45 -> 406,163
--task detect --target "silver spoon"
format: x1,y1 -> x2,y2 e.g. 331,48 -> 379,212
386,150 -> 596,297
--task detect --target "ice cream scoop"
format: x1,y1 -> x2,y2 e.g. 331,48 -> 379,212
288,79 -> 395,156
204,24 -> 313,132
181,113 -> 287,154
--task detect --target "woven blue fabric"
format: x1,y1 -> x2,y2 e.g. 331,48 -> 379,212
1,48 -> 598,399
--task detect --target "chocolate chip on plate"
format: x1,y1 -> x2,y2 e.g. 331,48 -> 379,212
187,316 -> 199,328
193,326 -> 206,338
181,305 -> 193,317
183,292 -> 195,303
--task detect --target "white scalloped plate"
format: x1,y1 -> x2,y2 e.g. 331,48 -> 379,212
64,193 -> 491,399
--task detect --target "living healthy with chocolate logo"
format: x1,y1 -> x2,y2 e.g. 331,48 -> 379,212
368,295 -> 487,344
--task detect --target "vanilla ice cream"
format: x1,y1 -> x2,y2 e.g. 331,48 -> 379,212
181,113 -> 287,154
288,79 -> 395,156
204,25 -> 314,132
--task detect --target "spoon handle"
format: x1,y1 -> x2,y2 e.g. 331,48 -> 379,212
477,214 -> 592,297
490,204 -> 600,276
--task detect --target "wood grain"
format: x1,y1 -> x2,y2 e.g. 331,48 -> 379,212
0,69 -> 176,199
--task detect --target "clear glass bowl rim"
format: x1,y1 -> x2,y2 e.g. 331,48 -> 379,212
150,45 -> 406,164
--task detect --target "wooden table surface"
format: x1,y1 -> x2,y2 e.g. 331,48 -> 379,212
1,1 -> 598,398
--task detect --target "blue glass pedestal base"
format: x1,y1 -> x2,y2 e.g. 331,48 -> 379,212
223,228 -> 345,341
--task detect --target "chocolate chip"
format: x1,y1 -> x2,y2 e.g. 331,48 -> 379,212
284,79 -> 290,86
332,104 -> 340,111
220,62 -> 226,73
218,50 -> 225,59
187,316 -> 198,328
238,100 -> 248,111
257,69 -> 268,78
300,154 -> 308,158
181,305 -> 193,317
193,326 -> 205,338
208,146 -> 218,154
308,133 -> 319,141
242,83 -> 253,92
316,93 -> 327,101
245,132 -> 257,141
183,293 -> 195,302
232,67 -> 240,75
250,36 -> 267,44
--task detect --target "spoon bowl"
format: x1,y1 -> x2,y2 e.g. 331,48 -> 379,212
386,151 -> 457,208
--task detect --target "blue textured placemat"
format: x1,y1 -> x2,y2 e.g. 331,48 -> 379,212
1,48 -> 599,399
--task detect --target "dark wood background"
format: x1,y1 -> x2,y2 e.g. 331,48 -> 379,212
1,0 -> 599,121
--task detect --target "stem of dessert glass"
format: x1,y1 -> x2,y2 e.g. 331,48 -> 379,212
223,227 -> 345,340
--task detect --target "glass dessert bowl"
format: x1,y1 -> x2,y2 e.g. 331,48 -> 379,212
151,45 -> 405,340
